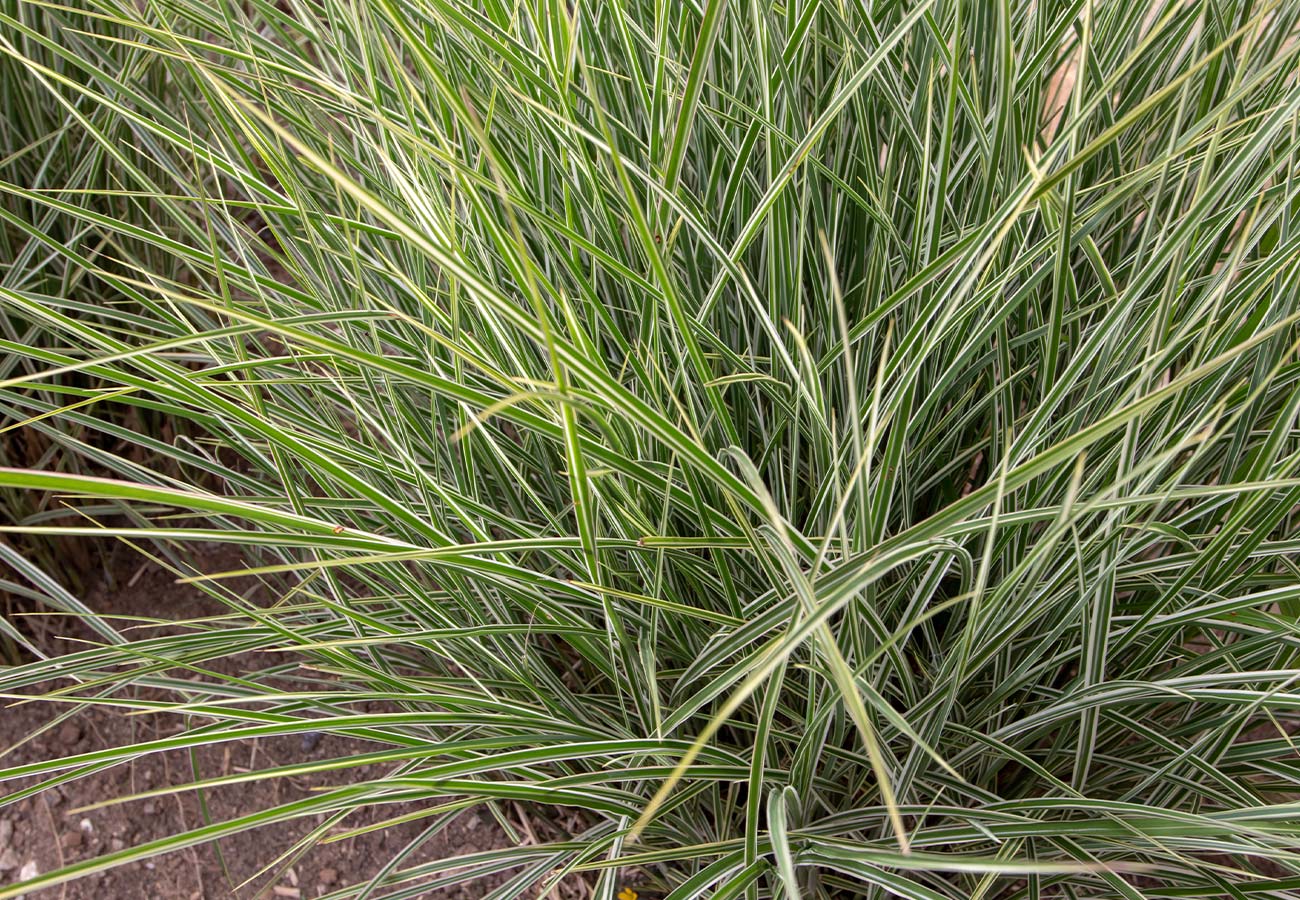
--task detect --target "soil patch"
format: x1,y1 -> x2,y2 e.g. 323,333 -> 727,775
1,542 -> 591,899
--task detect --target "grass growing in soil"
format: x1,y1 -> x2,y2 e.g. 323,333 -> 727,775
3,0 -> 1300,896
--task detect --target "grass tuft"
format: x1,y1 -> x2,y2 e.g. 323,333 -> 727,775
3,0 -> 1300,896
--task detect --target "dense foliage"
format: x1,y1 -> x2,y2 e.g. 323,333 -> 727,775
3,0 -> 1300,896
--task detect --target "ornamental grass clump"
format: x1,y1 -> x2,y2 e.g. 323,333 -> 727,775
3,0 -> 1300,897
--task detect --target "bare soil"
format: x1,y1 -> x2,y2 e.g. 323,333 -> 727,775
0,542 -> 594,899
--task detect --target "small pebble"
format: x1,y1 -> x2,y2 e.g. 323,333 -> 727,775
79,818 -> 94,834
318,867 -> 338,885
19,860 -> 39,881
0,848 -> 18,871
58,722 -> 82,745
110,839 -> 126,852
142,801 -> 158,815
0,818 -> 12,847
63,830 -> 83,850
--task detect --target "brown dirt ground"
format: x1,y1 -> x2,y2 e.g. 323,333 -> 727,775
0,542 -> 598,900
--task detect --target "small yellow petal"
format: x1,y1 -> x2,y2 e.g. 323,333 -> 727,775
617,889 -> 638,900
